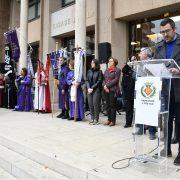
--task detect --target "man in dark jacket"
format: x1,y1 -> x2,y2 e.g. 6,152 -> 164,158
56,57 -> 70,119
121,64 -> 135,128
154,18 -> 180,165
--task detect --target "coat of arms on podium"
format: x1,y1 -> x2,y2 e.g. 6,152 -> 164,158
141,82 -> 156,98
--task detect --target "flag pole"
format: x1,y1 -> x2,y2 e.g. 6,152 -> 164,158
52,42 -> 58,118
37,49 -> 41,114
37,59 -> 40,114
74,46 -> 78,122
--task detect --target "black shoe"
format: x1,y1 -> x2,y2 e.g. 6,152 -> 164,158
62,115 -> 68,119
68,117 -> 74,120
57,111 -> 65,118
174,152 -> 180,166
171,138 -> 178,144
62,110 -> 69,119
75,118 -> 82,121
89,120 -> 94,125
124,124 -> 131,128
78,118 -> 82,121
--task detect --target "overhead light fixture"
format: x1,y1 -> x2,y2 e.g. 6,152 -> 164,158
131,41 -> 140,46
131,42 -> 138,45
146,33 -> 163,43
164,13 -> 169,17
146,34 -> 157,39
136,24 -> 141,29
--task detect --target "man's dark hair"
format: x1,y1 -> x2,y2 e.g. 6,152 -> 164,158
160,18 -> 176,29
22,67 -> 27,76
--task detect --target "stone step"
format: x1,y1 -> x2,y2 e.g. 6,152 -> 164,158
0,167 -> 18,180
0,136 -> 104,180
0,144 -> 70,180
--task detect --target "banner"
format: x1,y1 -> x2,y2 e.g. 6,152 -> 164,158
4,44 -> 13,74
27,55 -> 34,78
74,49 -> 85,82
134,77 -> 162,127
50,52 -> 58,78
49,48 -> 70,78
4,30 -> 20,62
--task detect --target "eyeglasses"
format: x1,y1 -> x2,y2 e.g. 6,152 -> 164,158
109,60 -> 113,62
160,28 -> 173,34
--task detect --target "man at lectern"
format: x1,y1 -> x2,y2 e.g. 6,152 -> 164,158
154,18 -> 180,166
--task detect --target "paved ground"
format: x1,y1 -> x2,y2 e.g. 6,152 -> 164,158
0,108 -> 179,179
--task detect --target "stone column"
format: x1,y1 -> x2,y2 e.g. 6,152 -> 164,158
75,0 -> 86,49
19,0 -> 28,71
95,0 -> 99,59
75,0 -> 86,108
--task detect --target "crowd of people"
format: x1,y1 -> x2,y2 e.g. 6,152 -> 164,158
0,18 -> 179,166
55,56 -> 121,125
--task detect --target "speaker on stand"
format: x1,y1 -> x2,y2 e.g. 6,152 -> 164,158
98,42 -> 111,64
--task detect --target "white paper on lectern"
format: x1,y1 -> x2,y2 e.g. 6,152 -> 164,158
134,77 -> 162,127
144,64 -> 171,77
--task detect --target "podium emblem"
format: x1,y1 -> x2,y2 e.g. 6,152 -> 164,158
141,82 -> 156,98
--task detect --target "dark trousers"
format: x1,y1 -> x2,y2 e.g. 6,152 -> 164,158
125,99 -> 134,126
149,126 -> 156,135
167,92 -> 180,152
101,90 -> 108,113
105,91 -> 117,124
87,89 -> 101,121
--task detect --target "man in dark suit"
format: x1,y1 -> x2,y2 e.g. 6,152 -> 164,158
154,18 -> 180,166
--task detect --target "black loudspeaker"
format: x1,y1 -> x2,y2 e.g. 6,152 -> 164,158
98,42 -> 111,64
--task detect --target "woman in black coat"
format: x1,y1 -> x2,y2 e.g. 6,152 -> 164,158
86,59 -> 103,125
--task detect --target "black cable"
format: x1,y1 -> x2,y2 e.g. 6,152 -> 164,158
112,145 -> 160,170
148,145 -> 159,154
112,157 -> 134,169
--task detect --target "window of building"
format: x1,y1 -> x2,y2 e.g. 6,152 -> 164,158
62,0 -> 75,7
28,0 -> 40,21
62,33 -> 95,71
129,14 -> 180,59
62,34 -> 94,56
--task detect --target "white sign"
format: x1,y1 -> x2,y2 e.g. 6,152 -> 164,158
134,77 -> 162,127
51,5 -> 75,37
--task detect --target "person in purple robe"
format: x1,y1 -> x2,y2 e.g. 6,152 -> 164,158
56,57 -> 70,119
14,68 -> 33,111
66,60 -> 84,121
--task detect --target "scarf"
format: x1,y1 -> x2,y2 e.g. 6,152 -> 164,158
108,65 -> 116,73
